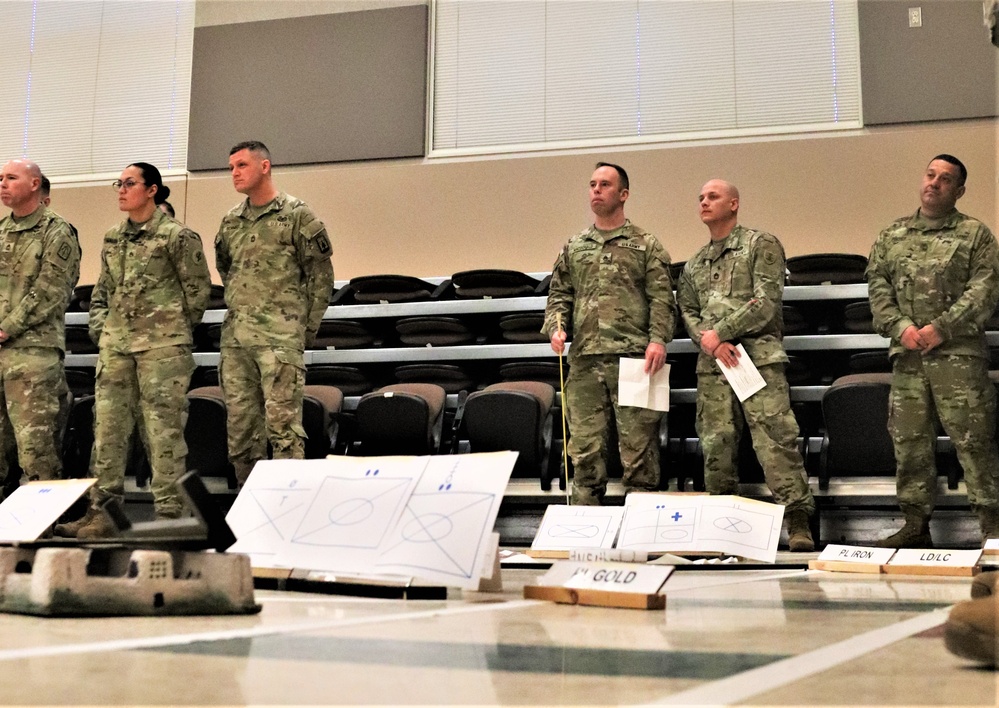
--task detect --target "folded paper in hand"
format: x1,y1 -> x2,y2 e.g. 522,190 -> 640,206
618,358 -> 670,411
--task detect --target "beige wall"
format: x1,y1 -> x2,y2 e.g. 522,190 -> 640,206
50,119 -> 996,286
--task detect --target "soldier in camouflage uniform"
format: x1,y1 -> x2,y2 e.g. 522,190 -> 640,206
677,179 -> 815,551
543,162 -> 674,505
215,141 -> 334,486
0,159 -> 80,492
57,163 -> 210,538
867,154 -> 999,548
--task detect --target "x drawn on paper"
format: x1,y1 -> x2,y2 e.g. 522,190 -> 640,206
376,491 -> 497,580
699,505 -> 772,550
292,475 -> 413,548
230,488 -> 313,552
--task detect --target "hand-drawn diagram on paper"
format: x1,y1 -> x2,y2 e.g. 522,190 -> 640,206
616,493 -> 784,563
530,505 -> 624,551
375,452 -> 515,589
227,457 -> 425,569
226,452 -> 516,586
0,478 -> 94,543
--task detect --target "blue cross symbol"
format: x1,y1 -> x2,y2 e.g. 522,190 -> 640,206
671,512 -> 682,522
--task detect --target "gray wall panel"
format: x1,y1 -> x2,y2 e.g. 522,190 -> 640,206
860,0 -> 996,125
188,4 -> 427,170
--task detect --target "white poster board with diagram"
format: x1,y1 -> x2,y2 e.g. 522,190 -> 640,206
225,452 -> 516,589
616,493 -> 784,563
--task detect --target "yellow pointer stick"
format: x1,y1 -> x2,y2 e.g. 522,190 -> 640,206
556,313 -> 570,506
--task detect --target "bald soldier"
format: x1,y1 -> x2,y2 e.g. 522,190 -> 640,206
543,162 -> 674,504
677,179 -> 815,551
0,159 -> 81,490
215,141 -> 334,486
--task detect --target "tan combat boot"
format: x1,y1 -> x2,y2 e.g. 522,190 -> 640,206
785,510 -> 815,552
875,513 -> 931,548
944,587 -> 999,667
75,510 -> 119,540
53,505 -> 100,538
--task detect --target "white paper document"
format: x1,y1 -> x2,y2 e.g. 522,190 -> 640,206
717,344 -> 766,402
0,478 -> 95,542
618,358 -> 670,411
531,505 -> 625,551
226,452 -> 517,589
616,493 -> 785,563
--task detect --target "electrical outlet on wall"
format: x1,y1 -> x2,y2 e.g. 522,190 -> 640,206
908,7 -> 922,28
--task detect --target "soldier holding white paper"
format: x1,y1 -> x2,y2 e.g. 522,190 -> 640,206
677,179 -> 815,551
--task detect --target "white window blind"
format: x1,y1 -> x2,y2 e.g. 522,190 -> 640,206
430,0 -> 861,156
0,0 -> 194,179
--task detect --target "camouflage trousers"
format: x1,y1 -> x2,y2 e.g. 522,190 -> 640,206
696,363 -> 814,515
890,352 -> 999,518
565,354 -> 662,505
91,345 -> 195,518
0,347 -> 67,484
220,345 -> 306,485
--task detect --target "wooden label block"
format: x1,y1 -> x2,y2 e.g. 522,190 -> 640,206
522,561 -> 673,610
809,544 -> 893,574
883,549 -> 982,576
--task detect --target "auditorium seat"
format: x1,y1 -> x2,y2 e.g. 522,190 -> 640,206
348,274 -> 437,304
786,253 -> 868,285
68,284 -> 94,313
450,269 -> 540,299
498,313 -> 548,343
207,284 -> 226,309
354,383 -> 447,456
395,316 -> 477,346
185,388 -> 235,488
313,319 -> 381,349
498,361 -> 562,389
61,395 -> 95,477
843,301 -> 875,333
302,385 -> 344,459
305,365 -> 374,396
463,381 -> 556,486
65,325 -> 98,354
819,373 -> 895,490
394,364 -> 476,394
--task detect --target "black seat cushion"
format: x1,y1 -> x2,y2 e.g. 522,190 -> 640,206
395,316 -> 475,346
349,274 -> 435,304
451,269 -> 538,299
394,364 -> 476,393
498,313 -> 547,343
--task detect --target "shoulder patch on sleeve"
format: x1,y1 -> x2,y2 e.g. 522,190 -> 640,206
58,242 -> 71,261
314,229 -> 332,255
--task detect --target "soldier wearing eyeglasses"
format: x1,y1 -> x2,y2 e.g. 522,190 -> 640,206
0,159 -> 81,492
56,163 -> 209,538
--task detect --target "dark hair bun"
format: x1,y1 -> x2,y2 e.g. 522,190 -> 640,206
157,184 -> 171,203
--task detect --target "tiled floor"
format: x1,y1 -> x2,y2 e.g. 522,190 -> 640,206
0,559 -> 995,706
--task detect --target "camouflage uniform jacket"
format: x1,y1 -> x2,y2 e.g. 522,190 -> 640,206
678,226 -> 788,374
215,192 -> 334,350
0,204 -> 80,350
866,209 -> 999,360
90,208 -> 211,353
543,220 -> 675,362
